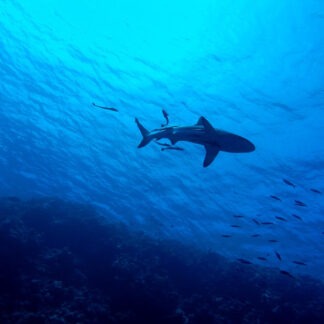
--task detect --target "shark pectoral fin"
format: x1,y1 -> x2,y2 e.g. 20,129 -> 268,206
203,145 -> 219,167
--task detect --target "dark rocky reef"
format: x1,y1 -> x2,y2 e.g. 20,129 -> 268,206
0,196 -> 323,323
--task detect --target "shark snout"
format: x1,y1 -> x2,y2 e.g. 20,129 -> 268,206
245,140 -> 255,152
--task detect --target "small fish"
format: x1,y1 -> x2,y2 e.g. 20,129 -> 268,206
270,195 -> 281,201
268,239 -> 279,243
252,218 -> 260,225
283,179 -> 296,188
257,256 -> 267,261
161,109 -> 169,127
221,234 -> 232,238
261,222 -> 274,225
231,225 -> 241,228
275,216 -> 287,222
310,188 -> 322,194
233,214 -> 244,218
237,258 -> 252,265
292,261 -> 306,266
155,141 -> 171,147
295,200 -> 307,207
251,234 -> 261,237
280,270 -> 294,279
161,146 -> 184,151
275,251 -> 282,261
92,102 -> 118,112
292,214 -> 302,221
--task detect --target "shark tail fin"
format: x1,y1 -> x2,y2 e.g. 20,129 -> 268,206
135,118 -> 151,148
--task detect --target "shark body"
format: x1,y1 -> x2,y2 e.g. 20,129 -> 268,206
135,116 -> 255,167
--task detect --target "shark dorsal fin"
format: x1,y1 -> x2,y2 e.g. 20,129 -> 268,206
196,117 -> 205,126
200,116 -> 215,134
203,145 -> 219,167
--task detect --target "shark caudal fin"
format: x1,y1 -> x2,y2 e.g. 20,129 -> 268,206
135,118 -> 152,148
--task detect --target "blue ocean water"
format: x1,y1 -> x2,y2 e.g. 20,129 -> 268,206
0,0 -> 323,290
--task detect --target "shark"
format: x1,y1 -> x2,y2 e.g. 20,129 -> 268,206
135,116 -> 255,167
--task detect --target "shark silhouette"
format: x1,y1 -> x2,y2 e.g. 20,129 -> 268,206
135,116 -> 255,167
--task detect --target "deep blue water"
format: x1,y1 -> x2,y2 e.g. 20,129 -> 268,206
0,1 -> 324,321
